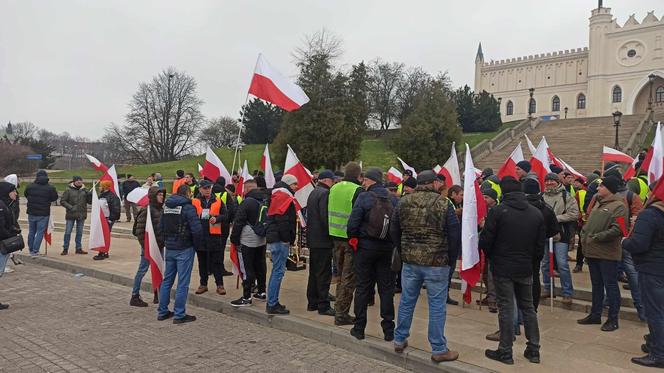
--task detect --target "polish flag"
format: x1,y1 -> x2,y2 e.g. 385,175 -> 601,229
624,156 -> 640,181
397,157 -> 417,178
648,123 -> 664,184
438,143 -> 461,187
652,175 -> 664,202
497,142 -> 525,180
285,145 -> 314,209
602,146 -> 635,164
460,143 -> 487,304
100,165 -> 120,198
89,187 -> 111,254
248,54 -> 310,112
197,163 -> 204,177
44,215 -> 54,246
261,144 -> 275,188
524,134 -> 537,156
229,243 -> 245,280
267,185 -> 305,227
126,187 -> 149,207
530,139 -> 551,191
202,146 -> 232,185
85,154 -> 108,172
558,158 -> 586,183
387,167 -> 403,185
144,207 -> 164,291
237,160 -> 254,197
541,137 -> 564,168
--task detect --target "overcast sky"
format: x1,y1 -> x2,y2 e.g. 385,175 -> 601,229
1,0 -> 661,139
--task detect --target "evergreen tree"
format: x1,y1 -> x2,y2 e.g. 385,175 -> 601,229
473,90 -> 502,132
240,98 -> 283,144
453,85 -> 476,132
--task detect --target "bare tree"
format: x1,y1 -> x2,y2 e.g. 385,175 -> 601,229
5,121 -> 38,143
395,67 -> 435,123
110,68 -> 204,163
199,116 -> 241,149
367,60 -> 405,132
292,29 -> 343,66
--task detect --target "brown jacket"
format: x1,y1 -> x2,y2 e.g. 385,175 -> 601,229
581,193 -> 628,261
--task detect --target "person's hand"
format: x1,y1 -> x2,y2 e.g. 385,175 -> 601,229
209,217 -> 217,225
9,190 -> 17,200
479,218 -> 485,229
348,238 -> 358,252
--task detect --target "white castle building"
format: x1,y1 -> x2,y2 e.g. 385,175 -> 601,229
474,3 -> 664,122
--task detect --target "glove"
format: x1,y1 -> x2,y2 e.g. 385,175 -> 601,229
348,238 -> 358,252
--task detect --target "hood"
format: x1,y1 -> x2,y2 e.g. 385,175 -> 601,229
597,193 -> 623,206
367,183 -> 388,197
0,181 -> 16,203
35,170 -> 49,185
526,193 -> 546,209
486,175 -> 500,184
543,184 -> 564,196
148,186 -> 166,208
245,187 -> 267,200
165,194 -> 192,208
68,182 -> 83,190
4,174 -> 18,187
502,192 -> 529,210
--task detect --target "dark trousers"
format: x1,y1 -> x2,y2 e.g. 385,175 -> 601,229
494,275 -> 540,354
587,258 -> 620,320
640,273 -> 664,360
532,261 -> 541,312
307,247 -> 333,311
220,232 -> 230,272
241,245 -> 266,300
447,254 -> 458,299
196,250 -> 224,287
352,249 -> 395,335
575,230 -> 584,268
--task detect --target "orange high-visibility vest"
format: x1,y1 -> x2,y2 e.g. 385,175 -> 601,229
191,197 -> 222,235
172,178 -> 186,194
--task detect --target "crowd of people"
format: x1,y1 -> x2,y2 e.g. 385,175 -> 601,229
0,155 -> 663,368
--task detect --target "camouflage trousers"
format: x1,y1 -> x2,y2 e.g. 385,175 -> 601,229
333,240 -> 356,318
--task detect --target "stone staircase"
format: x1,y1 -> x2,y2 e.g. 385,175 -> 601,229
478,114 -> 647,174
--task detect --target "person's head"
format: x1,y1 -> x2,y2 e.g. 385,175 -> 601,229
402,176 -> 417,193
363,168 -> 382,189
500,176 -> 521,195
416,170 -> 437,191
254,175 -> 266,188
281,174 -> 299,191
447,185 -> 464,204
99,180 -> 112,192
154,172 -> 162,180
244,179 -> 257,194
334,171 -> 344,184
522,178 -> 541,195
515,161 -> 531,179
72,176 -> 83,188
176,184 -> 191,198
176,169 -> 185,179
344,162 -> 362,182
318,170 -> 335,187
148,186 -> 166,206
598,176 -> 621,198
385,181 -> 400,198
544,173 -> 561,191
199,179 -> 213,198
562,172 -> 574,186
403,170 -> 413,180
127,174 -> 134,181
146,175 -> 154,184
226,184 -> 236,196
184,173 -> 194,184
573,177 -> 585,190
215,176 -> 226,187
483,189 -> 498,207
549,165 -> 563,177
481,168 -> 494,182
435,174 -> 447,194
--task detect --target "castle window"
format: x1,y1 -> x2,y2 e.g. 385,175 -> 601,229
528,98 -> 537,114
577,93 -> 586,109
506,100 -> 514,116
627,49 -> 637,58
656,86 -> 664,103
552,96 -> 560,112
612,86 -> 622,103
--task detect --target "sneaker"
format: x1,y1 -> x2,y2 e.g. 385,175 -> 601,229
486,330 -> 516,342
195,286 -> 208,295
484,349 -> 513,365
216,286 -> 226,295
350,328 -> 365,340
524,349 -> 541,364
446,297 -> 459,306
157,311 -> 174,321
231,298 -> 252,307
266,304 -> 290,315
601,319 -> 619,332
30,252 -> 39,258
252,292 -> 266,301
92,253 -> 108,261
562,296 -> 573,305
3,266 -> 14,274
129,294 -> 148,307
432,350 -> 460,363
75,249 -> 88,255
61,250 -> 68,255
173,315 -> 196,324
577,314 -> 602,325
0,303 -> 9,310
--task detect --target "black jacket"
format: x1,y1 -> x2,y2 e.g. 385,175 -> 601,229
0,200 -> 16,240
0,181 -> 19,229
347,183 -> 397,251
480,192 -> 545,278
230,188 -> 268,246
23,172 -> 58,216
161,194 -> 203,250
306,183 -> 333,249
195,193 -> 227,252
99,189 -> 121,222
266,181 -> 297,244
133,187 -> 165,248
622,203 -> 664,276
526,194 -> 561,261
121,179 -> 141,199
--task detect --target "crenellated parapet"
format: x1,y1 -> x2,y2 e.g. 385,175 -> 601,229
483,47 -> 589,68
608,11 -> 663,31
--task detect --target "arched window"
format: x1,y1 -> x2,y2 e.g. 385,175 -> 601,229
577,93 -> 586,109
656,86 -> 664,103
552,96 -> 560,112
506,100 -> 514,115
612,85 -> 622,103
528,98 -> 537,114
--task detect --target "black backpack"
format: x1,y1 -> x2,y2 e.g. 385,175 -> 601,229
365,192 -> 394,240
247,197 -> 269,237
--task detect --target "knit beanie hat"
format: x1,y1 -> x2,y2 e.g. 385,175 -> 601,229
522,178 -> 541,195
500,176 -> 521,194
364,168 -> 383,183
601,176 -> 621,194
516,161 -> 531,173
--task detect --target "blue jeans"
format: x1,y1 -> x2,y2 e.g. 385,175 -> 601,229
587,258 -> 620,320
158,248 -> 195,320
395,263 -> 450,354
267,242 -> 289,307
640,273 -> 664,360
0,252 -> 8,278
63,219 -> 85,250
27,215 -> 49,254
132,246 -> 150,295
541,242 -> 574,297
622,249 -> 644,319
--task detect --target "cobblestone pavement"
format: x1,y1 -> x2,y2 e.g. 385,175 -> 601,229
0,265 -> 407,373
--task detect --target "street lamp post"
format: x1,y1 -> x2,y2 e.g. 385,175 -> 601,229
564,106 -> 568,119
648,74 -> 656,111
613,110 -> 623,149
528,88 -> 535,119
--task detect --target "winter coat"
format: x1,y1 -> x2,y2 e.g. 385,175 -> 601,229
0,181 -> 19,229
121,179 -> 141,199
581,193 -> 628,261
0,200 -> 17,241
542,185 -> 578,243
194,193 -> 227,252
231,188 -> 268,247
161,194 -> 203,250
266,181 -> 297,244
60,183 -> 89,221
526,194 -> 561,262
133,187 -> 165,249
587,190 -> 643,224
622,201 -> 664,276
23,171 -> 58,216
212,177 -> 237,237
479,192 -> 546,279
306,183 -> 333,249
347,183 -> 397,251
99,189 -> 121,222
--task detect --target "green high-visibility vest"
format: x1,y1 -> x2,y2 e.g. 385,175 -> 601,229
577,189 -> 587,215
487,180 -> 502,200
215,191 -> 229,204
328,181 -> 361,239
636,176 -> 649,204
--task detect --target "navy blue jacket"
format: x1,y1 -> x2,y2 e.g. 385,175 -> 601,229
24,173 -> 58,216
161,194 -> 203,251
347,183 -> 397,251
622,204 -> 664,276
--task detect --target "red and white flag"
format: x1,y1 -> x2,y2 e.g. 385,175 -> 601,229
197,163 -> 204,177
524,134 -> 537,156
261,144 -> 275,188
100,165 -> 120,198
497,142 -> 525,180
229,243 -> 245,281
237,160 -> 254,197
202,146 -> 232,185
248,54 -> 310,112
127,187 -> 149,207
602,146 -> 635,164
386,167 -> 403,185
85,154 -> 108,172
652,175 -> 664,202
268,185 -> 305,227
44,215 -> 54,246
460,144 -> 487,304
558,158 -> 586,183
530,139 -> 552,191
144,207 -> 164,291
438,143 -> 461,187
89,186 -> 111,254
284,145 -> 314,209
624,155 -> 640,181
541,136 -> 564,169
648,123 -> 664,184
397,157 -> 417,178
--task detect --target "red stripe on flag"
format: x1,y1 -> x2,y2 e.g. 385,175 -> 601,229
249,74 -> 302,112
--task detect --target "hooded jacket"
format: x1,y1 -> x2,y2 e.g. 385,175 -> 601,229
266,181 -> 297,244
161,194 -> 202,250
581,193 -> 628,261
133,187 -> 165,248
23,171 -> 58,216
99,189 -> 121,222
231,187 -> 268,247
0,200 -> 16,241
121,179 -> 141,199
542,184 -> 578,243
479,191 -> 546,278
306,182 -> 333,249
60,183 -> 90,221
347,183 -> 397,251
622,201 -> 664,276
0,181 -> 19,229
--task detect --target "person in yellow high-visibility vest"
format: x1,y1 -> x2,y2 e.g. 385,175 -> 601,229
573,179 -> 588,274
627,171 -> 650,205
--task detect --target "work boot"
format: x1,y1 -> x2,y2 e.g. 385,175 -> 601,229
0,303 -> 9,310
577,314 -> 602,325
195,286 -> 208,294
153,290 -> 159,304
61,250 -> 68,255
485,349 -> 513,365
432,350 -> 459,363
524,349 -> 541,364
75,249 -> 88,255
601,319 -> 619,332
350,328 -> 365,340
216,286 -> 226,295
129,294 -> 148,307
334,314 -> 355,326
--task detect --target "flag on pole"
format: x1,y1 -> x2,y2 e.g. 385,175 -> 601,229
652,175 -> 664,201
602,146 -> 635,164
248,54 -> 310,112
229,243 -> 245,280
144,207 -> 164,291
284,145 -> 314,209
437,143 -> 461,187
100,165 -> 120,198
197,163 -> 204,177
558,158 -> 586,183
648,123 -> 664,184
524,134 -> 537,156
460,144 -> 487,304
238,160 -> 254,197
85,154 -> 109,172
89,187 -> 111,254
44,215 -> 54,246
397,157 -> 417,178
530,139 -> 552,191
497,142 -> 525,180
386,167 -> 403,185
261,144 -> 275,188
202,146 -> 232,185
127,187 -> 149,207
541,136 -> 564,168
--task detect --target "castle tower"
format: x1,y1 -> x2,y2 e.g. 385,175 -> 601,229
474,42 -> 484,92
587,5 -> 613,116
